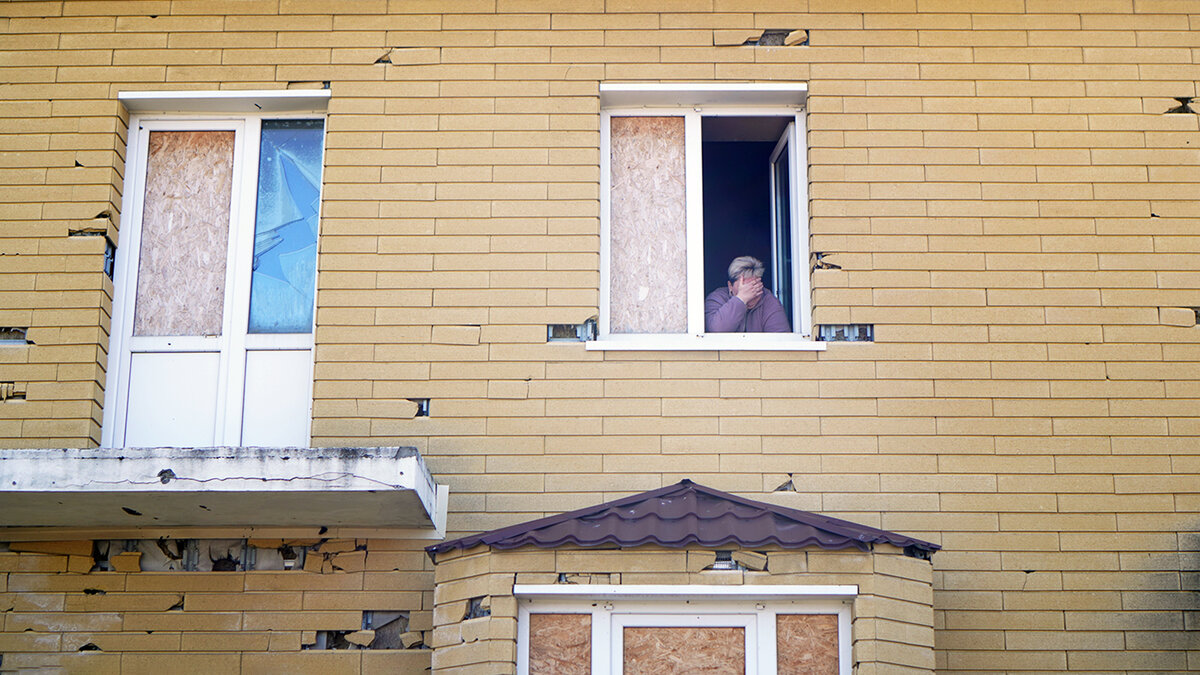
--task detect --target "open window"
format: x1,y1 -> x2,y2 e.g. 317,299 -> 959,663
597,84 -> 817,351
103,102 -> 326,448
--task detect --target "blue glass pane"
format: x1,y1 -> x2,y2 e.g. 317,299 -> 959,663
248,119 -> 324,333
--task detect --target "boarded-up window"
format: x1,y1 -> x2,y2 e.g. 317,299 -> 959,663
777,614 -> 839,674
528,613 -> 590,675
623,626 -> 745,675
134,130 -> 235,337
608,116 -> 688,334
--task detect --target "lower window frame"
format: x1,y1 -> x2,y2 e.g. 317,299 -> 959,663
516,584 -> 854,675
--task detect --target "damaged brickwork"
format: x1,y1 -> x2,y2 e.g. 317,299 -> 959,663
428,543 -> 934,674
0,539 -> 434,671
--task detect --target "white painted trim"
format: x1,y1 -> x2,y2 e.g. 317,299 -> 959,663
684,111 -> 705,334
837,601 -> 852,671
103,118 -> 248,448
598,110 -> 613,336
586,334 -> 826,351
794,110 -> 813,336
119,89 -> 331,113
242,334 -> 314,350
769,123 -> 789,330
126,336 -> 223,352
431,483 -> 450,538
514,584 -> 857,599
600,82 -> 807,108
301,121 -> 329,448
221,116 -> 256,444
767,117 -> 811,337
517,589 -> 853,675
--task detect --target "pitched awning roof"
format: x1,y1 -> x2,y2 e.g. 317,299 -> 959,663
427,479 -> 938,557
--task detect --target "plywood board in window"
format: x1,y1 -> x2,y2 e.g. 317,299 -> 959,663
777,614 -> 838,674
609,116 -> 688,334
528,613 -> 590,675
133,130 -> 235,337
623,626 -> 745,675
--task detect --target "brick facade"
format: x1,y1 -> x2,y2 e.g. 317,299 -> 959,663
2,1 -> 1200,672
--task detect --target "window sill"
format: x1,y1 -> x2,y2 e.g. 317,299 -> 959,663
585,334 -> 827,351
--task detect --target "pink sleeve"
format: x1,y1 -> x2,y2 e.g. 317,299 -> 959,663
762,300 -> 792,333
705,292 -> 747,332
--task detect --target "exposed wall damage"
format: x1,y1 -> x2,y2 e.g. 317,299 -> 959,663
0,538 -> 434,669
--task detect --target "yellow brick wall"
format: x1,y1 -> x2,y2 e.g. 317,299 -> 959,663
0,540 -> 434,673
2,0 -> 1199,672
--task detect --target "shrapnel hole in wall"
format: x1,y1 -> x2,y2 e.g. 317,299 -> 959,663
707,551 -> 739,571
464,596 -> 491,620
0,327 -> 30,344
817,324 -> 874,342
408,398 -> 431,417
306,611 -> 423,650
744,29 -> 807,46
64,229 -> 117,278
78,538 -> 376,572
1164,97 -> 1196,114
2,540 -> 431,652
547,318 -> 597,342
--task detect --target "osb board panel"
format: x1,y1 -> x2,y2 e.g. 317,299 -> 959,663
608,116 -> 688,334
528,613 -> 590,675
134,130 -> 235,337
777,614 -> 838,675
624,626 -> 745,675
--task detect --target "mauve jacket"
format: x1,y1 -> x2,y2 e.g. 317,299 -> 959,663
704,287 -> 792,333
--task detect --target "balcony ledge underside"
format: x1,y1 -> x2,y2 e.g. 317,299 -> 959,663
0,446 -> 443,531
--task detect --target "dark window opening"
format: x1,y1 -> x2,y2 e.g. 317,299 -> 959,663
701,116 -> 798,326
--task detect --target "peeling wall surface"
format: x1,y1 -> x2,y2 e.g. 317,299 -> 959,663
0,538 -> 433,672
2,1 -> 1200,674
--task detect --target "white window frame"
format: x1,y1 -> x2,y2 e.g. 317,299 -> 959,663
516,584 -> 854,675
102,94 -> 327,449
594,84 -> 823,352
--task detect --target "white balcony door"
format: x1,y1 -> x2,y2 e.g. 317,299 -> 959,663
103,117 -> 323,448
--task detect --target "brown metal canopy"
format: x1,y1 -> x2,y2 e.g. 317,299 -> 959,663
427,479 -> 938,558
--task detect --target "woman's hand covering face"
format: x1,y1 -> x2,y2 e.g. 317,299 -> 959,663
730,275 -> 764,309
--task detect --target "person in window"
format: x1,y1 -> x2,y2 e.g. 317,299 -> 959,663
705,255 -> 792,333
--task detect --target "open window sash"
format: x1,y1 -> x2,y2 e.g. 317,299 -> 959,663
769,121 -> 810,335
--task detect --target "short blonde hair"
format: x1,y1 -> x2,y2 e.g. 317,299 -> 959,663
727,255 -> 765,282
